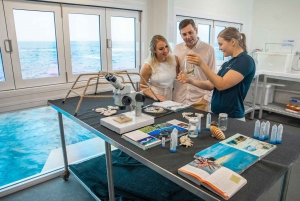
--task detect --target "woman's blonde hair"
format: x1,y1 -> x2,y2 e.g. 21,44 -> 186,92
218,27 -> 247,52
146,35 -> 175,71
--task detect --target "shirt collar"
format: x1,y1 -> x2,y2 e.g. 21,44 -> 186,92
184,37 -> 202,50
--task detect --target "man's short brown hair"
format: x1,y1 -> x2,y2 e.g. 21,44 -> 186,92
179,19 -> 196,31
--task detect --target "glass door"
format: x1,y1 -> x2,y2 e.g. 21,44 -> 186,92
3,0 -> 66,88
62,5 -> 106,82
105,9 -> 140,72
0,3 -> 15,91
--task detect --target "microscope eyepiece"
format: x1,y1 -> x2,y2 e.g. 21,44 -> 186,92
105,74 -> 125,90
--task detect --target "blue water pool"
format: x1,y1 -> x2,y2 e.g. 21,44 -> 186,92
0,106 -> 97,187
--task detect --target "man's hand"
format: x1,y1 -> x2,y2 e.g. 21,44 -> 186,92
177,71 -> 191,84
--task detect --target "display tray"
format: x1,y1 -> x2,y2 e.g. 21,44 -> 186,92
142,104 -> 174,118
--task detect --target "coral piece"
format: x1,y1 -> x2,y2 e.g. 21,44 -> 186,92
182,112 -> 203,120
144,106 -> 166,113
210,121 -> 225,140
179,135 -> 193,148
108,106 -> 119,110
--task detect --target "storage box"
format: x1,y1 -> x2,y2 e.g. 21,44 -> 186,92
255,52 -> 294,73
244,83 -> 275,105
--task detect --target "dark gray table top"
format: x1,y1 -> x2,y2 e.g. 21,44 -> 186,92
48,92 -> 300,201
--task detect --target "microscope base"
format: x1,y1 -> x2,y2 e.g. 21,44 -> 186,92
100,111 -> 154,134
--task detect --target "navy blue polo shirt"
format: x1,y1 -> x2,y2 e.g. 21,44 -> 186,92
211,51 -> 256,118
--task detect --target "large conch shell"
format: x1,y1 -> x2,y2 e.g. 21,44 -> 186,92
210,121 -> 225,140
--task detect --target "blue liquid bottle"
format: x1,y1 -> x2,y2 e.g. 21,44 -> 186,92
197,114 -> 202,134
276,124 -> 283,144
269,125 -> 277,144
258,121 -> 265,141
205,113 -> 211,131
264,121 -> 270,140
253,120 -> 260,139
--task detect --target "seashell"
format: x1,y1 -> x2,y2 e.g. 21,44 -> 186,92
103,110 -> 117,116
210,125 -> 225,140
179,135 -> 193,148
95,108 -> 107,113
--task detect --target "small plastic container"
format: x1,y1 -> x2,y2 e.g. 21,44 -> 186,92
289,97 -> 300,107
218,113 -> 228,131
188,118 -> 198,138
205,113 -> 211,131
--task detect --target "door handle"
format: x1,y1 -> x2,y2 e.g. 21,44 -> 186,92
107,39 -> 112,48
4,39 -> 13,52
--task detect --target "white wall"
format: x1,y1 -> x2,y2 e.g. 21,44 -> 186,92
251,0 -> 300,104
250,0 -> 300,53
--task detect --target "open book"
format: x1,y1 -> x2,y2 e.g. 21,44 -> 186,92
152,100 -> 190,111
194,133 -> 276,174
122,119 -> 188,150
220,133 -> 276,159
178,156 -> 247,200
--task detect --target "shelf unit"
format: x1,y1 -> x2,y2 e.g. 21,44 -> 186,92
262,102 -> 300,119
258,73 -> 300,119
244,74 -> 259,119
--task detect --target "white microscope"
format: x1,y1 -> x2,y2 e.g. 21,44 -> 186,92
104,73 -> 145,117
101,73 -> 154,134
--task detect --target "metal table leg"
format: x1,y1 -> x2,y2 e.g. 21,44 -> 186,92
250,75 -> 259,119
278,167 -> 292,201
259,75 -> 267,119
105,142 -> 115,201
58,112 -> 70,181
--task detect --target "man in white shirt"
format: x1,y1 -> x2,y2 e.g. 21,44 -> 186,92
173,19 -> 216,111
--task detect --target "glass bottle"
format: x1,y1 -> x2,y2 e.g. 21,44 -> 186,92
218,113 -> 228,131
188,118 -> 198,138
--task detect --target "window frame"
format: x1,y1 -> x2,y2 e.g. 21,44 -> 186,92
62,5 -> 107,82
3,0 -> 67,89
105,8 -> 140,72
0,3 -> 15,91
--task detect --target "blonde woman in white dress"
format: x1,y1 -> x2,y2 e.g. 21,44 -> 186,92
140,35 -> 180,101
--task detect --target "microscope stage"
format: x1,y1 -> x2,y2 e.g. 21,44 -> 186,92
100,111 -> 155,134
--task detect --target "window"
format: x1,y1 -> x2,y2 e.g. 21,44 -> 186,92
62,5 -> 106,82
1,1 -> 141,88
4,1 -> 66,88
175,16 -> 241,67
106,9 -> 140,72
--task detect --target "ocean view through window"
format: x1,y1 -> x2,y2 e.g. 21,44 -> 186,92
111,17 -> 136,70
14,9 -> 60,80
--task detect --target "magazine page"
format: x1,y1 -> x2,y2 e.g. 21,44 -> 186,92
122,130 -> 161,149
203,166 -> 247,200
178,156 -> 221,185
220,133 -> 276,158
195,143 -> 259,174
139,121 -> 188,141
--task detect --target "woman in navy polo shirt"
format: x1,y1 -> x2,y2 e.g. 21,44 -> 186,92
177,27 -> 255,121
